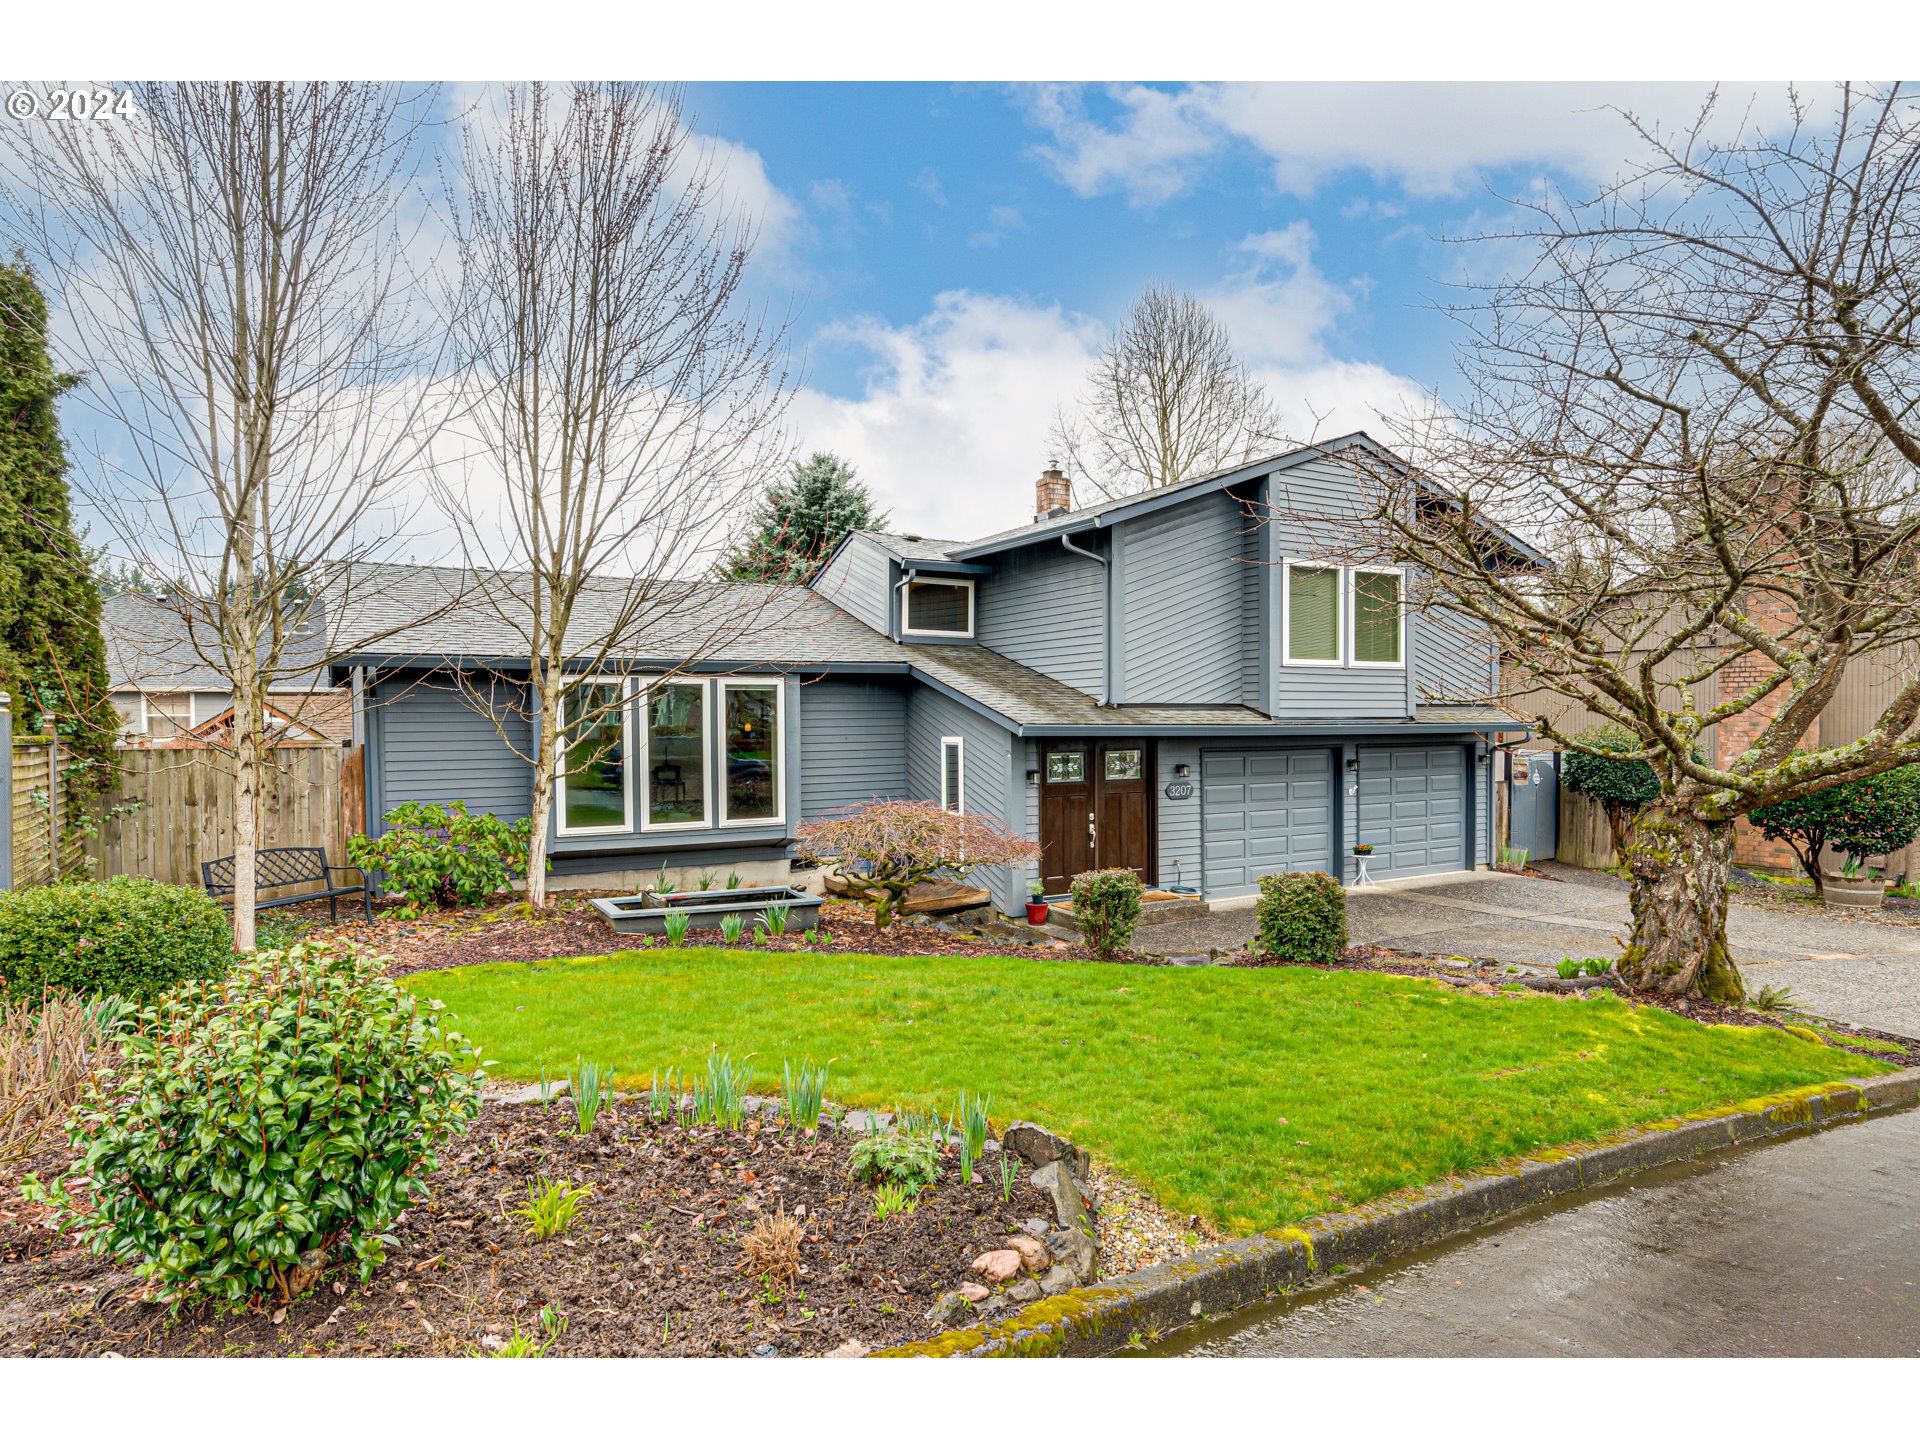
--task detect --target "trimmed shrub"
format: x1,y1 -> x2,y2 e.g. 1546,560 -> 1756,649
1255,871 -> 1348,964
1070,867 -> 1144,960
26,940 -> 480,1306
1752,763 -> 1920,899
0,876 -> 232,1006
347,799 -> 535,916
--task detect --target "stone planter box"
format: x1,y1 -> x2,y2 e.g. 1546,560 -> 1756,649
1825,878 -> 1887,909
589,885 -> 824,935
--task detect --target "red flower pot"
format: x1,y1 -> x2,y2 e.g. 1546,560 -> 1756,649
1025,901 -> 1050,925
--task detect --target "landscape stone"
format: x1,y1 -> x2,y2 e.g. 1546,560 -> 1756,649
970,1248 -> 1023,1283
1007,1278 -> 1043,1303
1002,1120 -> 1077,1170
1028,1160 -> 1093,1234
498,1079 -> 569,1105
958,1281 -> 990,1303
1005,1232 -> 1049,1273
1037,1264 -> 1078,1296
1018,1217 -> 1051,1238
926,1290 -> 974,1326
1045,1225 -> 1098,1285
824,1339 -> 871,1358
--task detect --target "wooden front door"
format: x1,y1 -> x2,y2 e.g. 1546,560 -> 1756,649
1038,741 -> 1154,892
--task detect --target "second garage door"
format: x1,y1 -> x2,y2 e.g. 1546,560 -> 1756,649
1201,749 -> 1335,896
1356,744 -> 1467,877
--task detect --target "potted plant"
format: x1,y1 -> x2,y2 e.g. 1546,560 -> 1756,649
1025,879 -> 1050,926
1826,852 -> 1888,909
1351,843 -> 1374,857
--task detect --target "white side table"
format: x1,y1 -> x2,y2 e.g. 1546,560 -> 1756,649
1353,856 -> 1375,886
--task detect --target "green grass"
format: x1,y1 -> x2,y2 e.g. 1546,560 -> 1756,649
411,949 -> 1888,1235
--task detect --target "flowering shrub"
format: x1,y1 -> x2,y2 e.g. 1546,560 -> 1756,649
795,800 -> 1039,927
347,800 -> 535,915
26,941 -> 480,1306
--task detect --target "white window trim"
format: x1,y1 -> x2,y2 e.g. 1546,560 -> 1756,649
901,577 -> 976,638
554,674 -> 634,837
1280,558 -> 1345,668
718,678 -> 787,828
637,677 -> 714,833
940,735 -> 965,813
1347,565 -> 1408,670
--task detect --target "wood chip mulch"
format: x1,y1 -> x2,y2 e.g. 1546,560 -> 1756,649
1,1102 -> 1043,1358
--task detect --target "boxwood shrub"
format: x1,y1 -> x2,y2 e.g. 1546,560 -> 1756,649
27,940 -> 481,1307
1070,867 -> 1144,960
0,875 -> 233,1006
1255,870 -> 1349,964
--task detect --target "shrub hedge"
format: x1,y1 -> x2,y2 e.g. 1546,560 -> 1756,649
0,876 -> 232,1006
1070,867 -> 1144,960
1255,870 -> 1349,964
27,940 -> 481,1306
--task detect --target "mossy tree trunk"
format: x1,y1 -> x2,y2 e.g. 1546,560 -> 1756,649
1617,802 -> 1743,1002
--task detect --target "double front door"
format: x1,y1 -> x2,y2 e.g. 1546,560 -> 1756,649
1038,741 -> 1153,893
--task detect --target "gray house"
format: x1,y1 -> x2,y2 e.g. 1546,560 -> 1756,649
334,434 -> 1530,913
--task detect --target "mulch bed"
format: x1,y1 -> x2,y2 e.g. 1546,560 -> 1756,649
0,1102 -> 1039,1358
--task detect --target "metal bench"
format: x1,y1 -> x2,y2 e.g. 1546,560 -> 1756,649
201,846 -> 372,922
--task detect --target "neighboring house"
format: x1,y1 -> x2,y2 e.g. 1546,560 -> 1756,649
103,592 -> 353,746
333,434 -> 1529,912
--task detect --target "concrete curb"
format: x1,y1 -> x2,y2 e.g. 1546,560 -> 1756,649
876,1070 -> 1920,1358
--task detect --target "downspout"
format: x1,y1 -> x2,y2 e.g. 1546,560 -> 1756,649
892,565 -> 914,643
1060,533 -> 1110,706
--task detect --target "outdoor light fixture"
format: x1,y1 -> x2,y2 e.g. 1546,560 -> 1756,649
1173,763 -> 1191,778
1345,756 -> 1360,770
1026,768 -> 1039,786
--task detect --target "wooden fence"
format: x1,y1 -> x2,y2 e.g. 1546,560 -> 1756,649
1557,789 -> 1619,870
84,743 -> 361,887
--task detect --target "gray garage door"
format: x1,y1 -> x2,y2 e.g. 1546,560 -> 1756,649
1201,749 -> 1335,896
1356,744 -> 1467,877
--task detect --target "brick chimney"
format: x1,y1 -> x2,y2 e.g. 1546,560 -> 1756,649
1035,464 -> 1071,522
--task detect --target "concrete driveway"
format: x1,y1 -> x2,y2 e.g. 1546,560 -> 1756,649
1146,863 -> 1920,1037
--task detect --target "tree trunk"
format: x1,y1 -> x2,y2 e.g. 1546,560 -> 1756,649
229,657 -> 262,952
524,667 -> 560,908
1617,802 -> 1743,1002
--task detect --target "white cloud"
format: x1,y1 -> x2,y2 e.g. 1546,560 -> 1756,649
1026,81 -> 1819,205
700,133 -> 804,266
788,226 -> 1427,538
968,204 -> 1026,248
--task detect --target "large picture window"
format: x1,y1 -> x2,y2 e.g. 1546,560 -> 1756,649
1350,568 -> 1405,668
1284,562 -> 1342,665
903,578 -> 974,637
720,681 -> 783,825
642,680 -> 708,829
556,678 -> 631,835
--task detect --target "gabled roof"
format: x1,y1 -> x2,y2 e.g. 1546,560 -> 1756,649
103,592 -> 339,694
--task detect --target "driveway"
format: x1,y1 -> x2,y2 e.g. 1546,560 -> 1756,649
1155,1102 -> 1920,1357
1145,864 -> 1920,1037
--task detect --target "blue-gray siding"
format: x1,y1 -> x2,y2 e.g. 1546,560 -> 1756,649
904,683 -> 1022,911
1414,602 -> 1497,703
813,533 -> 893,635
976,538 -> 1106,697
1114,490 -> 1252,705
369,675 -> 533,829
799,678 -> 908,818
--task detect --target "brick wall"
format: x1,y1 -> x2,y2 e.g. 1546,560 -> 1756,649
1714,592 -> 1814,871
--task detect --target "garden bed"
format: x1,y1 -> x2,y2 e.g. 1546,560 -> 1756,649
1,1101 -> 1042,1357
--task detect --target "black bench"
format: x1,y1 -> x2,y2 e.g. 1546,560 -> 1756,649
201,847 -> 372,922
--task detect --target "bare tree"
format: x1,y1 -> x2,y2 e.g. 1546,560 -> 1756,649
2,82 -> 451,948
1049,283 -> 1282,500
441,83 -> 793,906
1348,83 -> 1920,1001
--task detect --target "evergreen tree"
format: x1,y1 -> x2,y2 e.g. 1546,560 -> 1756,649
723,451 -> 887,582
0,260 -> 118,804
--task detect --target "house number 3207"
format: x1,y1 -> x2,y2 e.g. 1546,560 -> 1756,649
1163,780 -> 1195,800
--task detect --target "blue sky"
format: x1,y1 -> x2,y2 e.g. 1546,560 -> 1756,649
678,81 -> 1804,540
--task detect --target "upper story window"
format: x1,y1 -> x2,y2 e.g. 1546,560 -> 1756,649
1349,568 -> 1406,668
903,578 -> 974,638
1283,562 -> 1343,666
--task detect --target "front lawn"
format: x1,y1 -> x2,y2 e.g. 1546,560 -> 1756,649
410,950 -> 1887,1235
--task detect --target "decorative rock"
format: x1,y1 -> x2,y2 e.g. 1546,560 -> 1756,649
1045,1225 -> 1098,1285
958,1281 -> 990,1303
1028,1160 -> 1093,1235
1007,1277 -> 1043,1304
926,1290 -> 974,1327
1037,1264 -> 1078,1296
498,1079 -> 569,1105
978,1295 -> 1006,1314
970,1248 -> 1023,1283
754,1343 -> 779,1357
1002,1120 -> 1077,1170
824,1339 -> 871,1358
1005,1233 -> 1049,1273
1018,1217 -> 1051,1238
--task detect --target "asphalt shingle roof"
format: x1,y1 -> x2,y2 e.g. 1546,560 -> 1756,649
103,593 -> 335,694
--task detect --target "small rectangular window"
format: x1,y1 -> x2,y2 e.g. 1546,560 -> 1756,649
1104,748 -> 1143,781
1351,569 -> 1405,667
940,736 -> 964,812
1286,564 -> 1342,664
904,579 -> 974,636
1046,750 -> 1085,783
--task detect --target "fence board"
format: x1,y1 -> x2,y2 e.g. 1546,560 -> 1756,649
85,744 -> 358,888
1557,789 -> 1619,870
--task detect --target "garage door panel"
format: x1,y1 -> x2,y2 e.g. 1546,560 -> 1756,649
1356,744 -> 1468,878
1201,748 -> 1335,896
